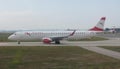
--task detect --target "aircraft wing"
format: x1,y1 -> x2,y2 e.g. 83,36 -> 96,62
49,30 -> 76,41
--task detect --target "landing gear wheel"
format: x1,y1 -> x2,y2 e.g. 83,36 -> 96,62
18,41 -> 20,44
55,40 -> 60,44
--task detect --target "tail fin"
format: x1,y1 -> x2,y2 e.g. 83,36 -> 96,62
89,17 -> 106,31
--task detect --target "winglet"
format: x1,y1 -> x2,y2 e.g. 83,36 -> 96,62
70,30 -> 76,36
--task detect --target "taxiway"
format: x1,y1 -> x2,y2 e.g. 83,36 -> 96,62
0,39 -> 120,60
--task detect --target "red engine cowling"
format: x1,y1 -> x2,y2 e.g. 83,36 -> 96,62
42,37 -> 52,44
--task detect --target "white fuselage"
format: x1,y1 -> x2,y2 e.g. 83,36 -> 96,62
8,30 -> 98,41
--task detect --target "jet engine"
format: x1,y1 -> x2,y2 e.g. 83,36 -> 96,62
42,37 -> 52,44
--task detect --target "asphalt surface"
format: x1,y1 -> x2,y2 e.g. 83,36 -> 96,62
0,39 -> 120,46
0,39 -> 120,60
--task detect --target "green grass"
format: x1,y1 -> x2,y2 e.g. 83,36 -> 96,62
0,46 -> 120,69
0,33 -> 13,42
101,46 -> 120,52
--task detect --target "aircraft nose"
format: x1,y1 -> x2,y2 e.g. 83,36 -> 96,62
8,35 -> 14,40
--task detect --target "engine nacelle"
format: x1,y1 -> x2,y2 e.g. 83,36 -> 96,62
42,37 -> 52,44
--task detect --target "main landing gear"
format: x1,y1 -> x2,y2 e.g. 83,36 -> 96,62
55,40 -> 60,44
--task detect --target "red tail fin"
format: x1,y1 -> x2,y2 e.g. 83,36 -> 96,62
89,17 -> 106,31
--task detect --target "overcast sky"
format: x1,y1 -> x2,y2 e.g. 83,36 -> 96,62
0,0 -> 120,30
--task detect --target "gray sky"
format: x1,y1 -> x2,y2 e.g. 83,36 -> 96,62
0,0 -> 120,30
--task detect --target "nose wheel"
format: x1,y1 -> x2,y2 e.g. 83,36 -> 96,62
17,41 -> 21,44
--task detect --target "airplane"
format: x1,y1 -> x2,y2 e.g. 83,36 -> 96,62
8,17 -> 106,44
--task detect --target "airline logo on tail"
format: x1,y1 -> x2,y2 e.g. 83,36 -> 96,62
89,17 -> 106,31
